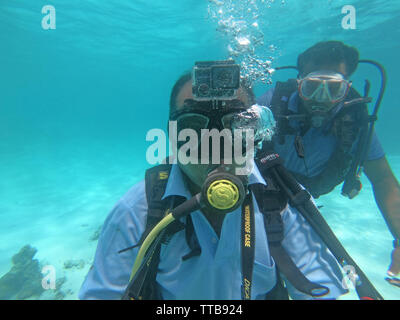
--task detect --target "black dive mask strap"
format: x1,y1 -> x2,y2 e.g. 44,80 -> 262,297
241,192 -> 255,300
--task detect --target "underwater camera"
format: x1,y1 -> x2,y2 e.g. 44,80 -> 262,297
192,60 -> 240,100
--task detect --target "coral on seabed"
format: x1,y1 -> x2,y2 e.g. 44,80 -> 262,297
64,259 -> 85,269
0,245 -> 44,300
0,244 -> 68,300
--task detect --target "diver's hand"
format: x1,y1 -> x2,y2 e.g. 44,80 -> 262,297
386,247 -> 400,288
387,247 -> 400,277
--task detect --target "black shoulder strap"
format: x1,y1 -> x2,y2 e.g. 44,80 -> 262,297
256,150 -> 383,300
142,164 -> 196,247
252,159 -> 330,298
264,268 -> 289,300
122,164 -> 177,300
118,164 -> 176,254
143,164 -> 175,241
270,79 -> 298,144
333,87 -> 369,149
336,87 -> 370,199
122,164 -> 201,300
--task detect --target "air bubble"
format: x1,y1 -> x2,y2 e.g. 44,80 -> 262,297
207,0 -> 277,85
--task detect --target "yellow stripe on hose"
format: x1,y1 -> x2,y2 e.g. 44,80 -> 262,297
129,213 -> 175,281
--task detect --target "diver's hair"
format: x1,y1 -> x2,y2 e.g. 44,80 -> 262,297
297,41 -> 360,77
169,71 -> 192,118
169,72 -> 256,118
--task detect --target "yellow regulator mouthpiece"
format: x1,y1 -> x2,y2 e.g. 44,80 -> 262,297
206,179 -> 240,211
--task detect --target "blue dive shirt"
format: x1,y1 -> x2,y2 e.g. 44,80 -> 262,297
257,89 -> 385,178
79,164 -> 347,300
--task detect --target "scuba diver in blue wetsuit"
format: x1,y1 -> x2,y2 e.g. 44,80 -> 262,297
257,41 -> 400,288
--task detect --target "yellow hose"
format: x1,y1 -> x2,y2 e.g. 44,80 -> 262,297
129,213 -> 175,281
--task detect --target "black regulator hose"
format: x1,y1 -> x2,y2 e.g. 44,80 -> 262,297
356,59 -> 387,171
341,60 -> 386,198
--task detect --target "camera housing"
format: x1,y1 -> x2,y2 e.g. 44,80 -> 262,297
192,60 -> 240,100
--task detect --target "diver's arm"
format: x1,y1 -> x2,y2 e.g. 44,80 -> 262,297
78,181 -> 147,299
364,156 -> 400,276
364,156 -> 400,239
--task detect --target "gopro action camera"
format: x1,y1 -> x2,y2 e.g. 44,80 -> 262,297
192,60 -> 240,100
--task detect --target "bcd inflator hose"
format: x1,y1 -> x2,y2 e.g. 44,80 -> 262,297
129,195 -> 201,281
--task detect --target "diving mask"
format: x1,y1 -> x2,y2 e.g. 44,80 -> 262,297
298,71 -> 352,105
170,99 -> 275,149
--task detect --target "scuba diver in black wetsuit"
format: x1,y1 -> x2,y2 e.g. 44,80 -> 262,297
257,41 -> 400,287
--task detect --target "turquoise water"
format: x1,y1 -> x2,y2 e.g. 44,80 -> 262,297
0,0 -> 399,299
